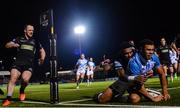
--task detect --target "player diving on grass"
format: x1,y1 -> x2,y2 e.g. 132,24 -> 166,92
94,39 -> 170,104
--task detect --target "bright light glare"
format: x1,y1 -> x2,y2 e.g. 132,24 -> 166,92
74,26 -> 86,34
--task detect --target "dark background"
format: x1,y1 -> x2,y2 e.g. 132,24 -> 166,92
0,0 -> 180,76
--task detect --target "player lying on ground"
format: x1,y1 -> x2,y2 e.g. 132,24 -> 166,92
94,40 -> 170,104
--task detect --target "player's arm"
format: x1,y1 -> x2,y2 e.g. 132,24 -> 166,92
5,41 -> 19,48
171,41 -> 179,52
128,60 -> 163,102
75,60 -> 80,69
115,61 -> 145,84
38,47 -> 46,65
128,61 -> 147,84
156,65 -> 170,101
138,84 -> 163,102
153,54 -> 170,101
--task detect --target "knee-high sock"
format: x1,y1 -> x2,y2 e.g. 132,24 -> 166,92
80,78 -> 84,83
20,82 -> 28,94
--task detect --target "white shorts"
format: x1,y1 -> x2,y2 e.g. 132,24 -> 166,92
86,70 -> 93,76
171,59 -> 178,65
76,68 -> 86,75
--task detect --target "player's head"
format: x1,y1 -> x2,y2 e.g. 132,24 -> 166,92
89,57 -> 93,61
129,40 -> 135,46
139,39 -> 155,60
160,37 -> 166,46
80,53 -> 85,59
24,24 -> 34,38
119,42 -> 134,60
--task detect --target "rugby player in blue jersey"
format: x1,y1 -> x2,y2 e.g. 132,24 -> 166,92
93,42 -> 137,103
127,39 -> 170,104
94,40 -> 170,104
75,53 -> 88,89
86,57 -> 96,86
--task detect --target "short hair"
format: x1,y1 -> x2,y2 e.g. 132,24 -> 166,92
139,39 -> 154,49
24,24 -> 33,30
119,41 -> 132,51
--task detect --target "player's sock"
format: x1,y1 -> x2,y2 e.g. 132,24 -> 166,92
90,78 -> 93,84
80,78 -> 84,83
20,82 -> 28,94
170,73 -> 174,83
93,92 -> 103,103
91,78 -> 94,82
6,96 -> 12,101
87,79 -> 89,85
76,80 -> 79,86
174,72 -> 177,79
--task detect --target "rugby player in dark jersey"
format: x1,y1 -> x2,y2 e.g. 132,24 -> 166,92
156,37 -> 171,82
93,42 -> 137,103
94,40 -> 170,104
2,24 -> 46,106
171,34 -> 180,74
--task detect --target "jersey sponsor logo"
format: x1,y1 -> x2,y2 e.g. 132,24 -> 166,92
20,44 -> 34,51
161,49 -> 169,53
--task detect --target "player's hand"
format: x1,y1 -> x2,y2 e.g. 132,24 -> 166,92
14,43 -> 20,47
9,42 -> 19,48
162,93 -> 171,101
152,95 -> 163,102
38,59 -> 44,65
146,70 -> 153,78
135,75 -> 146,84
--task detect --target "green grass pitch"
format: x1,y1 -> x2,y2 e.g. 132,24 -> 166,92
0,76 -> 180,107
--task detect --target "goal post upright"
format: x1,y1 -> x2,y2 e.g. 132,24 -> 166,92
40,9 -> 59,104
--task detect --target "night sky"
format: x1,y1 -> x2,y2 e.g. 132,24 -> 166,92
1,0 -> 180,70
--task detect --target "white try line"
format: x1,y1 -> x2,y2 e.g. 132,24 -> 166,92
59,98 -> 92,104
57,103 -> 180,108
157,86 -> 180,91
22,101 -> 180,108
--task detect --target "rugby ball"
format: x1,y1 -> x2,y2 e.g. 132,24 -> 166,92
146,88 -> 161,97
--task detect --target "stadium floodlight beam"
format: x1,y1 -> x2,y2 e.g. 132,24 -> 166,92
74,25 -> 86,54
74,25 -> 86,34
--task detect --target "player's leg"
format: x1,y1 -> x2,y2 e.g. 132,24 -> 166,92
94,87 -> 113,103
162,65 -> 168,84
3,69 -> 21,106
128,93 -> 141,104
87,75 -> 90,86
80,72 -> 85,83
86,70 -> 90,86
90,73 -> 94,84
76,72 -> 80,89
178,52 -> 180,73
173,61 -> 178,79
178,62 -> 180,73
93,80 -> 128,103
169,65 -> 174,82
19,70 -> 32,101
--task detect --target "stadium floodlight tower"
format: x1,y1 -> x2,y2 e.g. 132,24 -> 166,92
40,9 -> 59,104
74,25 -> 86,55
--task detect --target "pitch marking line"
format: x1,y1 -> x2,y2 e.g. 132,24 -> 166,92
22,101 -> 180,108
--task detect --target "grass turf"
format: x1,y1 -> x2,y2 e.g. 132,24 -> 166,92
0,76 -> 180,107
